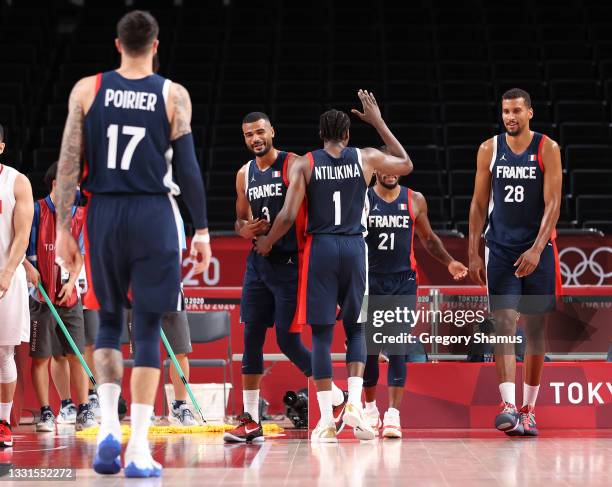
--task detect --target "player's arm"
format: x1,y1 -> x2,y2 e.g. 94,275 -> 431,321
22,258 -> 40,287
58,229 -> 84,306
514,137 -> 562,278
468,139 -> 493,286
55,78 -> 91,275
234,164 -> 269,239
352,90 -> 413,179
412,191 -> 467,280
254,155 -> 309,256
24,201 -> 40,286
167,82 -> 211,273
0,174 -> 34,298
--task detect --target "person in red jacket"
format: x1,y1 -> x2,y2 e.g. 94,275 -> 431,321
27,162 -> 97,433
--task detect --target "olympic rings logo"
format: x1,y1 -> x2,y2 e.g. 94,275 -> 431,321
558,246 -> 612,286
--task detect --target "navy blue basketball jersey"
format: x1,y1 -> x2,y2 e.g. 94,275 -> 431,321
82,71 -> 172,195
485,132 -> 552,248
306,147 -> 367,235
245,151 -> 298,254
366,186 -> 416,274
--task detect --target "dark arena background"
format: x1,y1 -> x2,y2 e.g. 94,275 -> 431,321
0,0 -> 611,485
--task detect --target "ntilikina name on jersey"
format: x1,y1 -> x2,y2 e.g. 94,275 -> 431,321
314,163 -> 361,180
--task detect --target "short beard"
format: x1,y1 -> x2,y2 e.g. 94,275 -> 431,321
379,179 -> 399,190
506,126 -> 522,137
250,143 -> 272,157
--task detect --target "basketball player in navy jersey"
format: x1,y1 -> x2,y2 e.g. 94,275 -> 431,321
469,88 -> 562,437
256,90 -> 413,442
225,112 -> 346,443
53,11 -> 211,477
363,169 -> 467,438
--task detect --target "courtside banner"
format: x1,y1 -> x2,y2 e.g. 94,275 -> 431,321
309,362 -> 612,429
182,235 -> 612,287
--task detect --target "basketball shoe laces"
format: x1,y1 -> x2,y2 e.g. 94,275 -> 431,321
520,406 -> 535,427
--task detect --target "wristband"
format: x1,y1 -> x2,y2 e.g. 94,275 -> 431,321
192,233 -> 210,244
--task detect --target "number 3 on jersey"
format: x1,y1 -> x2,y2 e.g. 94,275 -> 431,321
107,124 -> 146,170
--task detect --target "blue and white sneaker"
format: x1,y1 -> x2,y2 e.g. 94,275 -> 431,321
57,403 -> 77,424
93,433 -> 121,475
170,403 -> 198,426
124,448 -> 162,478
495,402 -> 524,436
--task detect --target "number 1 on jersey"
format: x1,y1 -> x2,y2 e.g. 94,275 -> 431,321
107,124 -> 146,170
333,191 -> 341,225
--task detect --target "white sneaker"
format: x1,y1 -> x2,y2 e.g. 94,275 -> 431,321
76,406 -> 98,431
311,420 -> 338,443
342,402 -> 376,441
170,403 -> 198,426
88,394 -> 102,421
382,409 -> 402,439
364,407 -> 382,432
57,403 -> 77,424
124,446 -> 163,478
36,410 -> 56,432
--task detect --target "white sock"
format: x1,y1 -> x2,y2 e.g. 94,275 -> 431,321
499,382 -> 516,405
0,402 -> 12,422
347,376 -> 363,405
317,390 -> 333,425
387,407 -> 399,417
523,383 -> 540,408
127,403 -> 153,453
97,383 -> 121,439
365,401 -> 377,413
243,389 -> 260,423
331,382 -> 345,406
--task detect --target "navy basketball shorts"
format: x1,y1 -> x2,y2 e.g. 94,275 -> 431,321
368,270 -> 424,358
85,194 -> 183,314
369,270 -> 417,296
298,234 -> 367,326
240,250 -> 299,330
485,240 -> 561,314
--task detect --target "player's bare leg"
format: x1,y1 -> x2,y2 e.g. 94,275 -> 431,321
67,354 -> 96,430
169,354 -> 190,402
92,348 -> 123,474
50,356 -> 77,424
0,346 -> 17,447
50,356 -> 70,400
31,358 -> 50,407
168,354 -> 196,426
83,345 -> 101,419
493,309 -> 522,435
520,314 -> 546,436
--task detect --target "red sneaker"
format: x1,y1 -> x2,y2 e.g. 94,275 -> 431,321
0,420 -> 13,447
519,405 -> 539,437
223,413 -> 264,443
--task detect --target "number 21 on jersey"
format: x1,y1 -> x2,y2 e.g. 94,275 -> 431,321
107,124 -> 146,170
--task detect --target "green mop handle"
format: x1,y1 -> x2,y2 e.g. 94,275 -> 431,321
160,329 -> 206,423
37,283 -> 97,388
